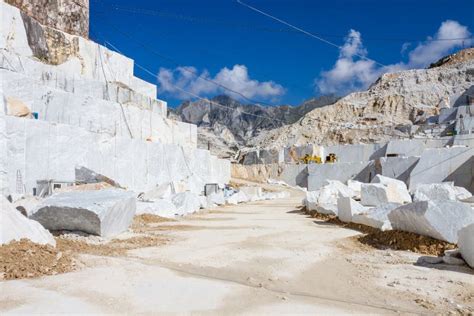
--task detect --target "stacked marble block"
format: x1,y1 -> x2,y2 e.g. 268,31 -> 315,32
0,1 -> 230,197
237,138 -> 473,193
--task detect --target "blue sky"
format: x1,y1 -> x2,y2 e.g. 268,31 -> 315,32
90,0 -> 474,107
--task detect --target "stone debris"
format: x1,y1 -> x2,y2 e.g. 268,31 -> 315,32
388,200 -> 474,243
347,180 -> 363,199
458,223 -> 474,268
419,256 -> 444,264
453,186 -> 472,201
198,196 -> 212,209
442,255 -> 465,265
12,196 -> 42,216
442,250 -> 466,265
262,191 -> 290,200
171,192 -> 201,216
239,186 -> 263,201
1,196 -> 56,246
303,190 -> 320,211
361,177 -> 412,206
207,191 -> 226,206
31,189 -> 136,237
324,180 -> 356,199
352,203 -> 401,231
308,180 -> 355,215
75,166 -> 121,188
371,175 -> 411,204
226,191 -> 249,205
136,199 -> 177,218
140,183 -> 174,201
337,197 -> 368,223
412,183 -> 458,202
361,183 -> 391,206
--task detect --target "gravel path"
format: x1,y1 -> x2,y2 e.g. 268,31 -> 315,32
1,184 -> 472,314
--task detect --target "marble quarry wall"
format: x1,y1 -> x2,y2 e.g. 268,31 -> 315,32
0,1 -> 230,197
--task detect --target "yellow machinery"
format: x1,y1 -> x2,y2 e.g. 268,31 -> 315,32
300,154 -> 322,164
326,153 -> 337,163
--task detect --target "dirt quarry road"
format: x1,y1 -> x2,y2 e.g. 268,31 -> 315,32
1,183 -> 473,314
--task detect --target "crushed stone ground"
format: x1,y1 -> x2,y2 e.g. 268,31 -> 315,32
0,239 -> 74,280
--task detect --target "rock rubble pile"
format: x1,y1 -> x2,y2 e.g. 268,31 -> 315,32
303,177 -> 474,268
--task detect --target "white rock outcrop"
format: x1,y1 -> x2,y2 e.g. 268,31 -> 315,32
1,197 -> 56,246
136,199 -> 177,218
337,197 -> 368,223
388,200 -> 474,243
352,203 -> 400,231
412,183 -> 457,202
30,189 -> 136,237
458,223 -> 474,268
371,175 -> 411,204
171,192 -> 201,215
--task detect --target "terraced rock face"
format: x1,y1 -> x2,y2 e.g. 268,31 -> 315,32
248,48 -> 474,150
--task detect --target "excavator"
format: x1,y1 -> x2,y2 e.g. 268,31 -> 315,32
299,153 -> 337,164
300,154 -> 322,164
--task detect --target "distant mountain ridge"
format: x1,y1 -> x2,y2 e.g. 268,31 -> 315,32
168,95 -> 339,157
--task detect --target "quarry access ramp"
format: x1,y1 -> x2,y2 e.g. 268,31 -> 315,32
1,181 -> 471,314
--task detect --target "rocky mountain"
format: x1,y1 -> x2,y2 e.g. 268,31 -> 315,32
248,48 -> 474,150
169,95 -> 339,157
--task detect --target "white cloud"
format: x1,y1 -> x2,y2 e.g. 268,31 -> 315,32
407,20 -> 471,68
157,64 -> 285,101
315,30 -> 380,95
316,20 -> 472,95
400,42 -> 411,55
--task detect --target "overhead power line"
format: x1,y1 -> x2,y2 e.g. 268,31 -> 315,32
91,0 -> 472,142
92,12 -> 276,107
97,4 -> 474,43
236,0 -> 387,68
100,39 -> 442,142
96,33 -> 466,141
99,39 -> 284,124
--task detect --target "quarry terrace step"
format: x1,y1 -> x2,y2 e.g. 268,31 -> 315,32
0,55 -> 165,116
1,69 -> 197,148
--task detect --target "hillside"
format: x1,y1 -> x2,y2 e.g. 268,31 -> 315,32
248,48 -> 474,150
